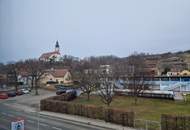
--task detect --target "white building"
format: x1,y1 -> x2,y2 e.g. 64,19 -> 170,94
39,41 -> 61,62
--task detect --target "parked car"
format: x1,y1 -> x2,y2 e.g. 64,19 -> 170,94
0,93 -> 8,99
26,88 -> 31,92
56,89 -> 67,95
55,85 -> 67,90
68,89 -> 77,96
21,89 -> 29,94
66,89 -> 75,93
7,91 -> 17,97
16,90 -> 24,96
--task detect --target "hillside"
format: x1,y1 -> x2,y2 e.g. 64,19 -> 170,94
143,50 -> 190,76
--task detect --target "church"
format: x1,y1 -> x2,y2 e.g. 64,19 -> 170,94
39,41 -> 61,62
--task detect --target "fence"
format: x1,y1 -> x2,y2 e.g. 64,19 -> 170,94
134,119 -> 161,130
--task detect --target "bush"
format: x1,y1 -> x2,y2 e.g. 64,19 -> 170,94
51,91 -> 76,101
104,108 -> 134,127
161,114 -> 190,130
40,95 -> 134,127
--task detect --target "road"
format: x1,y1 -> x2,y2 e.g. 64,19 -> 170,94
0,103 -> 113,130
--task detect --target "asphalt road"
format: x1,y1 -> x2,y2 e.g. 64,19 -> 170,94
0,104 -> 113,130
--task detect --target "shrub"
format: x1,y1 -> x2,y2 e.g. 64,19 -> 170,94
161,114 -> 190,130
40,95 -> 134,127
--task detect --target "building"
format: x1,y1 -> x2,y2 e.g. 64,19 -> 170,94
99,65 -> 112,74
144,55 -> 161,76
17,71 -> 32,87
39,41 -> 61,62
164,70 -> 190,76
180,70 -> 190,76
166,71 -> 180,76
84,65 -> 112,75
40,68 -> 72,85
0,74 -> 6,86
158,57 -> 188,75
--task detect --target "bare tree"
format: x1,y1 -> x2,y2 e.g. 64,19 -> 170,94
98,73 -> 114,107
71,60 -> 99,101
124,54 -> 150,105
25,59 -> 45,95
6,63 -> 19,92
78,71 -> 99,101
112,59 -> 128,81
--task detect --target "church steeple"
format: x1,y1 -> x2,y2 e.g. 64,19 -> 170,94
55,40 -> 60,52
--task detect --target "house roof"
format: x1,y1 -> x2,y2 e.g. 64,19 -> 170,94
39,51 -> 60,60
46,69 -> 69,78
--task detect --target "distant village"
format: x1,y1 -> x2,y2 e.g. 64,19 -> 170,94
0,41 -> 190,100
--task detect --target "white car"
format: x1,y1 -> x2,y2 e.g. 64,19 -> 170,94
21,89 -> 29,94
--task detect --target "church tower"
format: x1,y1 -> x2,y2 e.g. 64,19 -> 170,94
55,40 -> 60,52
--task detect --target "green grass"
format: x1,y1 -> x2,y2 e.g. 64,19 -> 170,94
72,95 -> 190,121
186,94 -> 190,102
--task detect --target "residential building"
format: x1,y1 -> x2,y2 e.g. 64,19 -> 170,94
40,68 -> 72,85
144,55 -> 161,76
17,71 -> 31,86
180,70 -> 190,76
158,57 -> 188,76
99,65 -> 112,74
0,74 -> 6,86
166,71 -> 180,76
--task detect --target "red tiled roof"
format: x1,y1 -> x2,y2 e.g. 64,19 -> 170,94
46,69 -> 69,78
39,51 -> 60,60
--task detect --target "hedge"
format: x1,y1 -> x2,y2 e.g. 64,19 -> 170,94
161,114 -> 190,130
40,95 -> 134,127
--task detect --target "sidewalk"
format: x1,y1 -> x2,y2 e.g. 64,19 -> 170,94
3,102 -> 136,130
1,89 -> 136,130
39,111 -> 136,130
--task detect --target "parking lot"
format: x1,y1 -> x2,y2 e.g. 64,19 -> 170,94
1,89 -> 56,110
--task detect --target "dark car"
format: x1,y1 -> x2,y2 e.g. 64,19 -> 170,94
55,85 -> 67,90
0,93 -> 8,99
16,90 -> 24,96
56,89 -> 67,95
7,91 -> 17,97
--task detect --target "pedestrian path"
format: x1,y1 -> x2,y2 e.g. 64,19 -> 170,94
39,111 -> 136,130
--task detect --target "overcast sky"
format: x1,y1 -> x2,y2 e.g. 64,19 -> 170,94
0,0 -> 190,63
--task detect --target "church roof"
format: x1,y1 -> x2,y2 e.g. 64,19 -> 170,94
39,51 -> 60,60
55,40 -> 59,48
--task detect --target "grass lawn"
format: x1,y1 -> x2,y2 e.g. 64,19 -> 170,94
72,95 -> 190,121
186,94 -> 190,101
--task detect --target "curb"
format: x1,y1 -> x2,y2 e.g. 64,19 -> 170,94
39,111 -> 136,130
39,111 -> 116,130
2,102 -> 135,130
